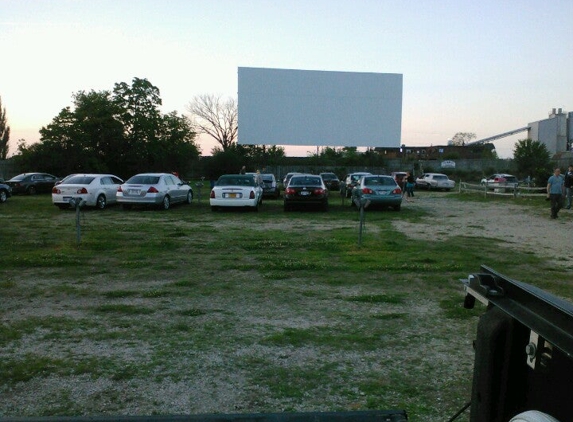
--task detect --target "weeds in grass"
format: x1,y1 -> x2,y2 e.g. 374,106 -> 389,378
0,194 -> 569,420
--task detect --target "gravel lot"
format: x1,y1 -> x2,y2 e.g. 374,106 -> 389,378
1,193 -> 571,420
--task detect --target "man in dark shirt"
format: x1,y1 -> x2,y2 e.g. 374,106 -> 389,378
564,165 -> 573,209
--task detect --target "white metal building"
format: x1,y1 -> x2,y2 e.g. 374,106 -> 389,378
528,108 -> 573,155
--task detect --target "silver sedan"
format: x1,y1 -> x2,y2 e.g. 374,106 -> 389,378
117,173 -> 193,210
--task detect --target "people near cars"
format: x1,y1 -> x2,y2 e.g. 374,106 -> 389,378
403,172 -> 415,201
564,165 -> 573,209
547,167 -> 565,219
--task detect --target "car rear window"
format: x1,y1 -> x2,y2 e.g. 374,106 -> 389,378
126,176 -> 160,184
364,177 -> 396,186
321,173 -> 337,180
63,176 -> 96,185
434,175 -> 447,180
291,176 -> 322,186
217,176 -> 255,186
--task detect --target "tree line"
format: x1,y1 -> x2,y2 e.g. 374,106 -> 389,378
1,80 -> 555,185
11,78 -> 200,180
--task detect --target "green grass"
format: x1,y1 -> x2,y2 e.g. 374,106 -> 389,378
0,192 -> 570,420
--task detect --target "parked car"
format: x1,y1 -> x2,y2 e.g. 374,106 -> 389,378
351,174 -> 402,211
341,172 -> 372,197
391,171 -> 408,188
261,173 -> 280,198
209,174 -> 263,211
0,182 -> 12,203
117,173 -> 193,210
415,173 -> 456,190
441,160 -> 456,169
282,172 -> 302,189
52,174 -> 124,210
480,173 -> 519,189
319,172 -> 340,191
5,172 -> 59,195
284,173 -> 329,211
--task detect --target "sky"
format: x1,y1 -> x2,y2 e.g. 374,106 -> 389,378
1,0 -> 572,158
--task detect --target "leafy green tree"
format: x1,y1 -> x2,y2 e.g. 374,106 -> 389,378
0,96 -> 10,159
14,78 -> 200,178
513,139 -> 552,186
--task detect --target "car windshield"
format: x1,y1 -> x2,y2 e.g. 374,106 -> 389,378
63,176 -> 96,185
290,176 -> 322,186
364,177 -> 396,186
126,175 -> 160,184
262,176 -> 274,183
217,176 -> 255,187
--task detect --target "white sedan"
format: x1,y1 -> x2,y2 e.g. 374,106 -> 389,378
117,173 -> 193,210
52,174 -> 123,209
210,174 -> 263,211
415,173 -> 455,190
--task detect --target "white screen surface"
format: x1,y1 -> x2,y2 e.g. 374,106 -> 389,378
238,67 -> 402,148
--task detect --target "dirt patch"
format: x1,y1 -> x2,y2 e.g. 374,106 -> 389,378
396,194 -> 573,267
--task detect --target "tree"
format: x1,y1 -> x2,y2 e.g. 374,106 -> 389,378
0,96 -> 10,159
186,94 -> 237,152
513,139 -> 552,186
450,132 -> 476,146
15,78 -> 200,178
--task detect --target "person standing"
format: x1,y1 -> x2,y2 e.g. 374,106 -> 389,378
403,172 -> 415,201
239,165 -> 246,175
564,165 -> 573,209
547,167 -> 565,219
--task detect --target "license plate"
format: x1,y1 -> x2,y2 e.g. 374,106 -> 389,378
63,196 -> 72,201
129,189 -> 140,195
300,191 -> 310,196
226,193 -> 239,198
377,191 -> 389,195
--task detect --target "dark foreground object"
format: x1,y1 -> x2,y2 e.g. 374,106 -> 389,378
0,410 -> 408,422
462,265 -> 573,422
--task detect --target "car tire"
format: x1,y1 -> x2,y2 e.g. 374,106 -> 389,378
161,196 -> 170,210
186,191 -> 193,204
393,204 -> 401,211
56,204 -> 68,210
322,202 -> 329,212
211,206 -> 218,212
27,186 -> 37,195
0,190 -> 7,203
96,194 -> 107,210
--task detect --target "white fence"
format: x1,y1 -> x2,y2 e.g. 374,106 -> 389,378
459,181 -> 546,198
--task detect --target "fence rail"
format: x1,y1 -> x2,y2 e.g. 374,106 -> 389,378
459,181 -> 546,198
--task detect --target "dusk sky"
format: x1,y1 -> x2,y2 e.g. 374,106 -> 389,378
1,0 -> 572,158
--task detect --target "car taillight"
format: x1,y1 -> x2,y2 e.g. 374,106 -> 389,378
117,186 -> 123,192
210,190 -> 215,198
285,187 -> 296,195
249,190 -> 255,199
362,188 -> 373,194
52,187 -> 60,194
392,188 -> 402,194
77,187 -> 88,194
147,186 -> 159,193
314,188 -> 325,195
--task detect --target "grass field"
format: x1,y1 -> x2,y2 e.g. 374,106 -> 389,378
0,191 -> 570,420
